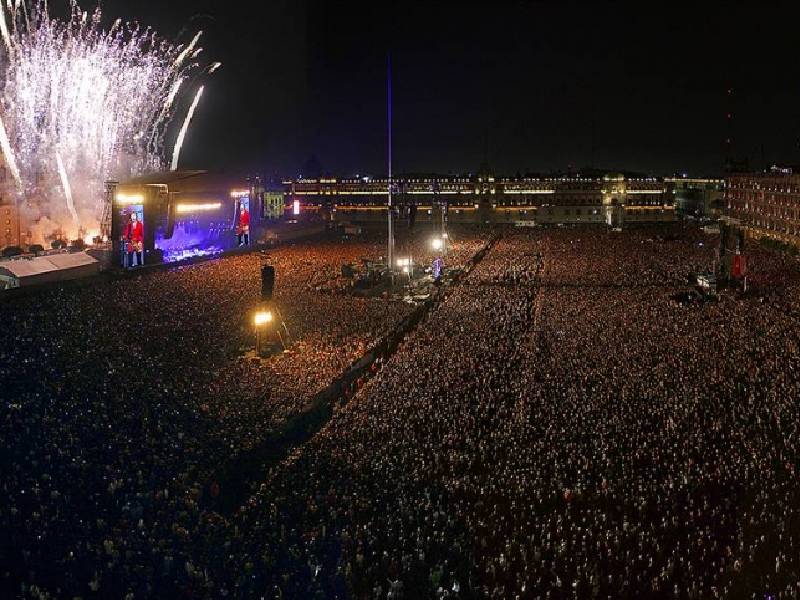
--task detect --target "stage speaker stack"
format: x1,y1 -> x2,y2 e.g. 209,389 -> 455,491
261,265 -> 275,300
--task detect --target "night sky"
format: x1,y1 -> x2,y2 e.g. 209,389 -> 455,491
98,1 -> 800,178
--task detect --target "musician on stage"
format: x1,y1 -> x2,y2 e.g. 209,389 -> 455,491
237,204 -> 250,246
123,211 -> 144,267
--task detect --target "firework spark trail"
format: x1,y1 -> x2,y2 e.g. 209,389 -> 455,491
0,2 -> 216,242
174,30 -> 201,69
164,76 -> 184,110
55,151 -> 78,224
0,2 -> 12,51
146,74 -> 182,151
171,85 -> 203,171
0,111 -> 21,186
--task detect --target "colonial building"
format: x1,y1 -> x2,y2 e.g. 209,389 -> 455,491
666,177 -> 724,217
1,201 -> 19,250
725,166 -> 800,245
285,172 -> 676,226
0,156 -> 20,250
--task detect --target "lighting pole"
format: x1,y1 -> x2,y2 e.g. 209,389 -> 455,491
387,53 -> 394,279
433,182 -> 448,259
254,308 -> 273,357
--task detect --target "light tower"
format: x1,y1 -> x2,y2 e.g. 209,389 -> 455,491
101,181 -> 117,240
387,53 -> 395,277
431,179 -> 448,257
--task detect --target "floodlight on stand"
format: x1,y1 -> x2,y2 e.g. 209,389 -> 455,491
431,237 -> 443,251
254,310 -> 273,327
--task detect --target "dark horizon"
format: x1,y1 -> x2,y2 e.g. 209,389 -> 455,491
101,0 -> 800,178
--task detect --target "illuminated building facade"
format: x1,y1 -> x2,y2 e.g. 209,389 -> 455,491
285,172 -> 676,225
1,199 -> 20,250
725,166 -> 800,245
666,177 -> 724,217
0,154 -> 20,250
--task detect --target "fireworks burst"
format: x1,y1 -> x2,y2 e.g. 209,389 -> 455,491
0,1 -> 218,242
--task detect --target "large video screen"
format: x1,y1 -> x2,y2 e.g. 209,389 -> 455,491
118,203 -> 144,268
235,196 -> 250,246
263,192 -> 284,220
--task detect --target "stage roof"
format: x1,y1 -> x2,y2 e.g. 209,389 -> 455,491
116,170 -> 207,185
115,171 -> 250,195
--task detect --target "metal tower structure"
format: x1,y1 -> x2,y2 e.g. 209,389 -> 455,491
101,180 -> 117,239
387,53 -> 395,274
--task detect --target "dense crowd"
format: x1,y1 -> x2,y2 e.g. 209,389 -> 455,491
206,225 -> 800,599
0,228 -> 486,599
4,223 -> 800,599
531,226 -> 718,286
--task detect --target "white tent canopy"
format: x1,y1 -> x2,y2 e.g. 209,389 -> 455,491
0,252 -> 100,289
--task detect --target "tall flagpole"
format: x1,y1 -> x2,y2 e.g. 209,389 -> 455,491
387,52 -> 394,276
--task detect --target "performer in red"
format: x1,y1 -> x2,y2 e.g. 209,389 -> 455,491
237,204 -> 250,246
123,211 -> 144,267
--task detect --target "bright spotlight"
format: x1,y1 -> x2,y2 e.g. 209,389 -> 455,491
115,193 -> 144,204
431,237 -> 443,251
254,310 -> 273,326
176,202 -> 221,214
